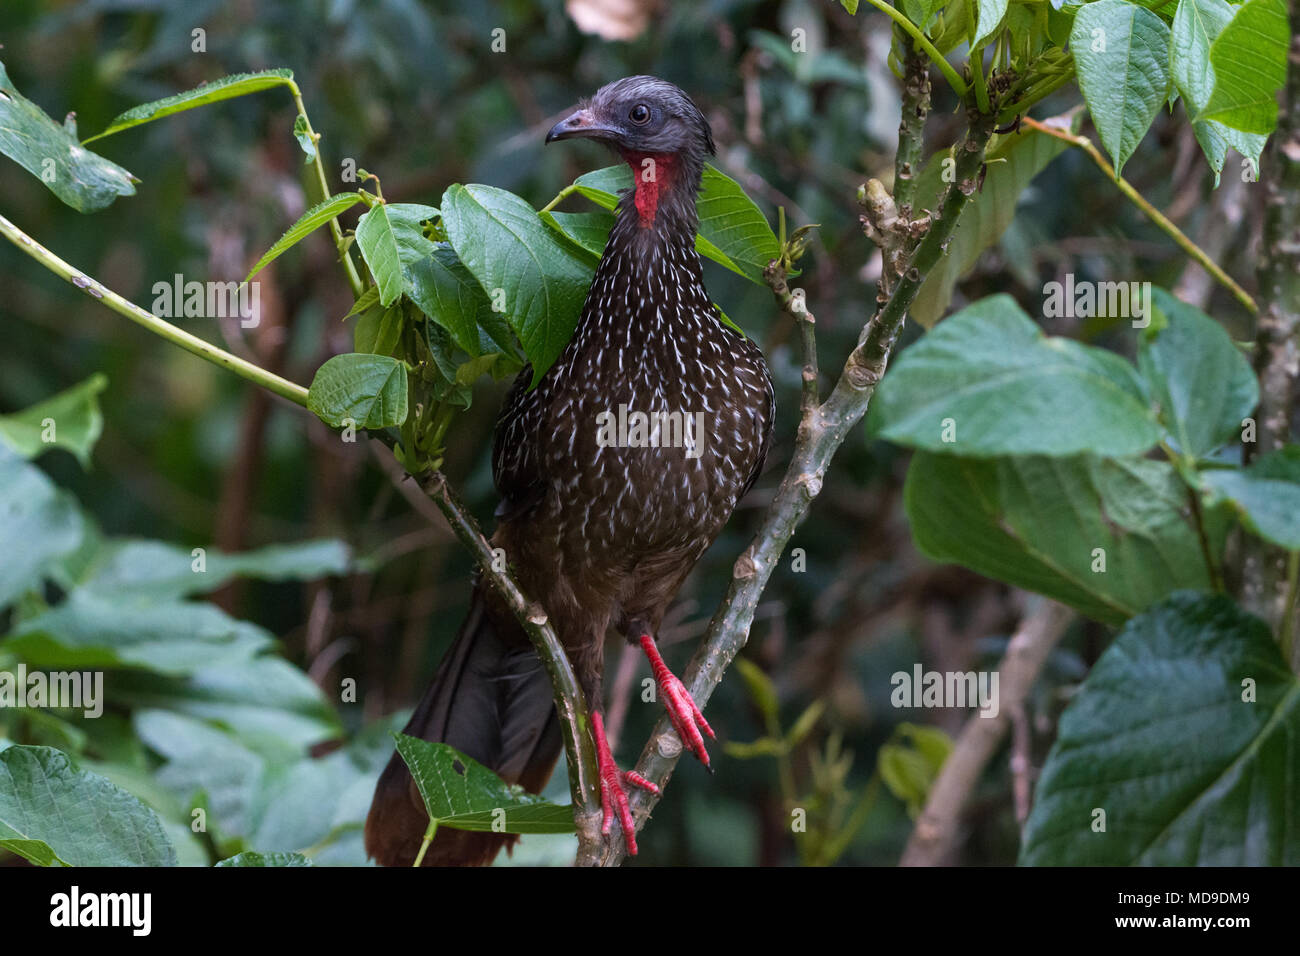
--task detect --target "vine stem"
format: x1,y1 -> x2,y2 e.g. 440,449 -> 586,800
1022,116 -> 1258,315
288,80 -> 365,299
0,213 -> 310,406
859,0 -> 968,99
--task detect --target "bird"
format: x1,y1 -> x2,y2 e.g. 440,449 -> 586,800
365,76 -> 775,866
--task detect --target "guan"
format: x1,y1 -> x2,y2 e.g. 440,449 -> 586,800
365,76 -> 775,866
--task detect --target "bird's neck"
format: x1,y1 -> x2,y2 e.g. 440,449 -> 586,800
616,150 -> 702,238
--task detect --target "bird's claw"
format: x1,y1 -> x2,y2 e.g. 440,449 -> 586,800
591,712 -> 658,855
639,634 -> 715,768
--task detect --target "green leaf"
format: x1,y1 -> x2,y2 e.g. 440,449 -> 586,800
353,301 -> 405,357
573,164 -> 780,285
1070,0 -> 1172,174
0,62 -> 136,212
1170,0 -> 1269,180
353,203 -> 440,306
541,209 -> 614,260
879,724 -> 953,817
868,295 -> 1162,457
442,184 -> 593,381
292,115 -> 315,163
840,0 -> 859,13
217,850 -> 314,866
76,537 -> 351,601
1022,593 -> 1298,865
405,244 -> 517,357
0,374 -> 107,468
1202,446 -> 1300,550
5,592 -> 275,675
393,734 -> 575,834
84,69 -> 296,142
972,0 -> 1010,49
0,450 -> 84,609
307,353 -> 408,429
904,452 -> 1224,626
0,745 -> 177,865
732,657 -> 780,724
1137,289 -> 1258,459
910,125 -> 1073,327
245,193 -> 364,281
112,656 -> 342,762
1171,0 -> 1234,113
1197,0 -> 1288,134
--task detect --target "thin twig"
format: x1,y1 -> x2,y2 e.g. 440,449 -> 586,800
1022,116 -> 1258,315
0,214 -> 310,406
899,599 -> 1074,866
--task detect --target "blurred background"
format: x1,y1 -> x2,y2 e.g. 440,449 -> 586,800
0,0 -> 1262,864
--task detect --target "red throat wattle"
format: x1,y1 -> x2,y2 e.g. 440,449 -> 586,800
622,151 -> 675,227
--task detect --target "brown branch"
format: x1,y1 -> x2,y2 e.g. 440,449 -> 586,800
900,599 -> 1074,866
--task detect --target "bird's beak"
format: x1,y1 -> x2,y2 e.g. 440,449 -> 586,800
546,108 -> 620,144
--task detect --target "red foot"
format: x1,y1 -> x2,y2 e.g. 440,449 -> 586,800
591,711 -> 658,855
639,634 -> 715,768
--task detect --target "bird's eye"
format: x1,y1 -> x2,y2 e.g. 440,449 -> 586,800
629,104 -> 651,126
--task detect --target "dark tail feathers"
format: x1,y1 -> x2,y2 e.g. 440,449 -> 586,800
365,585 -> 562,866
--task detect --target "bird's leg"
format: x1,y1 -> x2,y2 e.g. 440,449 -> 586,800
590,711 -> 658,855
639,633 -> 715,768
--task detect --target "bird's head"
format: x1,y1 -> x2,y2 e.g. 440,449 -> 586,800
546,76 -> 715,228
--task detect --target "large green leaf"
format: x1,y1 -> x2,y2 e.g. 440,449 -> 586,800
868,295 -> 1162,457
353,203 -> 440,307
0,450 -> 85,609
1171,0 -> 1269,180
1197,0 -> 1288,134
1070,0 -> 1172,174
109,656 -> 344,761
0,745 -> 177,866
0,62 -> 136,212
76,537 -> 350,601
442,184 -> 593,381
394,734 -> 575,834
245,193 -> 364,281
84,69 -> 296,142
1137,289 -> 1258,460
910,127 -> 1072,327
0,374 -> 106,468
904,452 -> 1223,626
573,164 -> 780,285
1202,446 -> 1300,550
405,244 -> 517,357
4,592 -> 274,674
972,0 -> 1010,48
307,353 -> 409,429
1022,593 -> 1298,865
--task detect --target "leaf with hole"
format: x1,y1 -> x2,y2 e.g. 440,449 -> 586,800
393,734 -> 575,834
0,62 -> 136,212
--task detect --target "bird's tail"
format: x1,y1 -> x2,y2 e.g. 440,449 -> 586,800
365,583 -> 563,866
